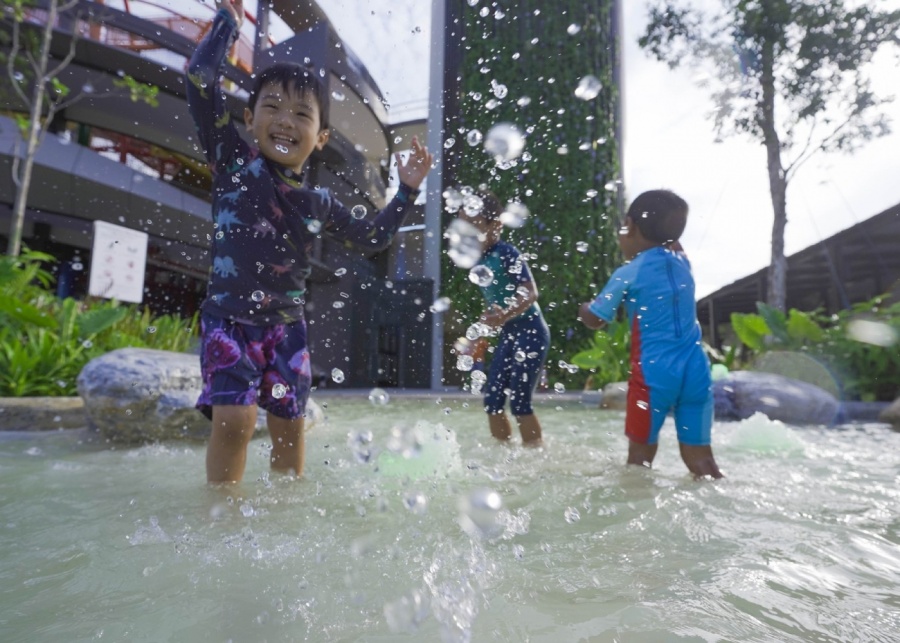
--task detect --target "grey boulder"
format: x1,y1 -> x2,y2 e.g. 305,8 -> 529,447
77,348 -> 321,443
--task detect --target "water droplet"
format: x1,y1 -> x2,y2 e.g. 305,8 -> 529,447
350,204 -> 367,219
468,265 -> 494,287
82,340 -> 93,348
368,388 -> 390,405
331,90 -> 346,101
332,301 -> 345,309
586,189 -> 598,198
271,383 -> 287,399
567,23 -> 581,35
445,218 -> 483,268
456,355 -> 474,371
516,96 -> 531,107
348,430 -> 374,463
147,326 -> 157,334
430,296 -> 451,313
564,506 -> 581,523
465,322 -> 491,340
274,144 -> 289,154
331,368 -> 345,383
574,75 -> 602,100
466,129 -> 483,146
458,488 -> 503,539
334,267 -> 347,277
491,80 -> 508,99
847,319 -> 898,346
251,290 -> 265,302
484,122 -> 525,162
442,187 -> 464,212
576,241 -> 589,253
444,137 -> 456,149
514,350 -> 526,363
499,201 -> 529,229
403,491 -> 428,514
307,219 -> 322,234
215,231 -> 224,239
554,382 -> 566,393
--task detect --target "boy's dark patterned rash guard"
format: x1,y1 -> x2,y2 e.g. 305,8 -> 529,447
186,9 -> 418,326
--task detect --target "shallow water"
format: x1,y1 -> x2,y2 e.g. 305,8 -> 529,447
1,397 -> 898,642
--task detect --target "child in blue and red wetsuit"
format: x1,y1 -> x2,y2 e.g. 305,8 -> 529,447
578,190 -> 723,479
186,0 -> 432,483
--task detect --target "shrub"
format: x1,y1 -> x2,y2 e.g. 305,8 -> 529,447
0,250 -> 198,397
729,299 -> 900,401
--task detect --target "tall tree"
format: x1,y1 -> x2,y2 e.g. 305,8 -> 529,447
640,0 -> 900,311
2,0 -> 156,257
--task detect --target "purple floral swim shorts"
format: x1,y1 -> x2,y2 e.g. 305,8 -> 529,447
196,313 -> 312,421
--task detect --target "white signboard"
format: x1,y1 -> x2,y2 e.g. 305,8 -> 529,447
88,221 -> 149,303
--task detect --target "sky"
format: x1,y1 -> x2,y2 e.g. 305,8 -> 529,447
313,0 -> 900,298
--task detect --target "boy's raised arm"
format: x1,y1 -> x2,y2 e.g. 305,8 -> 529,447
185,6 -> 244,172
324,137 -> 433,250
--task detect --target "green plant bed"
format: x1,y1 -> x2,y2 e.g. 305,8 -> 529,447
0,250 -> 198,397
731,300 -> 900,402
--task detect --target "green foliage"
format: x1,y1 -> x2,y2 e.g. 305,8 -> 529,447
818,299 -> 900,402
640,1 -> 900,155
730,310 -> 771,351
445,0 -> 621,388
703,341 -> 738,370
570,319 -> 630,388
113,75 -> 159,108
0,250 -> 199,397
729,297 -> 900,401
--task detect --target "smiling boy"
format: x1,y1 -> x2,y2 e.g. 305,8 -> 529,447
186,0 -> 432,483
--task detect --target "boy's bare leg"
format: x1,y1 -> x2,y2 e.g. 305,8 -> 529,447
679,443 -> 723,479
516,414 -> 543,446
268,412 -> 305,476
208,405 -> 257,483
488,412 -> 513,442
627,439 -> 658,468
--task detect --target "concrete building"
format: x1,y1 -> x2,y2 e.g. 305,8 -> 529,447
1,0 -> 432,388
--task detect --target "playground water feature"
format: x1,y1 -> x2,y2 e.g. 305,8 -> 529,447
1,397 -> 898,642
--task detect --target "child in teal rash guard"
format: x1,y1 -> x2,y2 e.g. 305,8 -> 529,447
186,0 -> 433,483
463,189 -> 550,446
578,189 -> 723,479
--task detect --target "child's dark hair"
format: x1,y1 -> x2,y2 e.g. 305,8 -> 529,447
626,189 -> 688,244
474,186 -> 503,221
247,63 -> 330,130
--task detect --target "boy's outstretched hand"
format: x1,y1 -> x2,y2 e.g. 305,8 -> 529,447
396,136 -> 434,191
216,0 -> 244,27
578,302 -> 606,330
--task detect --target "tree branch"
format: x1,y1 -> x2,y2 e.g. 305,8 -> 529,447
5,16 -> 29,105
44,12 -> 81,80
785,115 -> 854,181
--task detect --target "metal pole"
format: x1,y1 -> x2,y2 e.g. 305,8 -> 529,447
611,0 -> 626,217
424,0 -> 447,390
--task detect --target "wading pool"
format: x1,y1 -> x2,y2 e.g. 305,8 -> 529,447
1,396 -> 898,642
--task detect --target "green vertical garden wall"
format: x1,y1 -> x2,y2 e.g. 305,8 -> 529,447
441,0 -> 622,389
